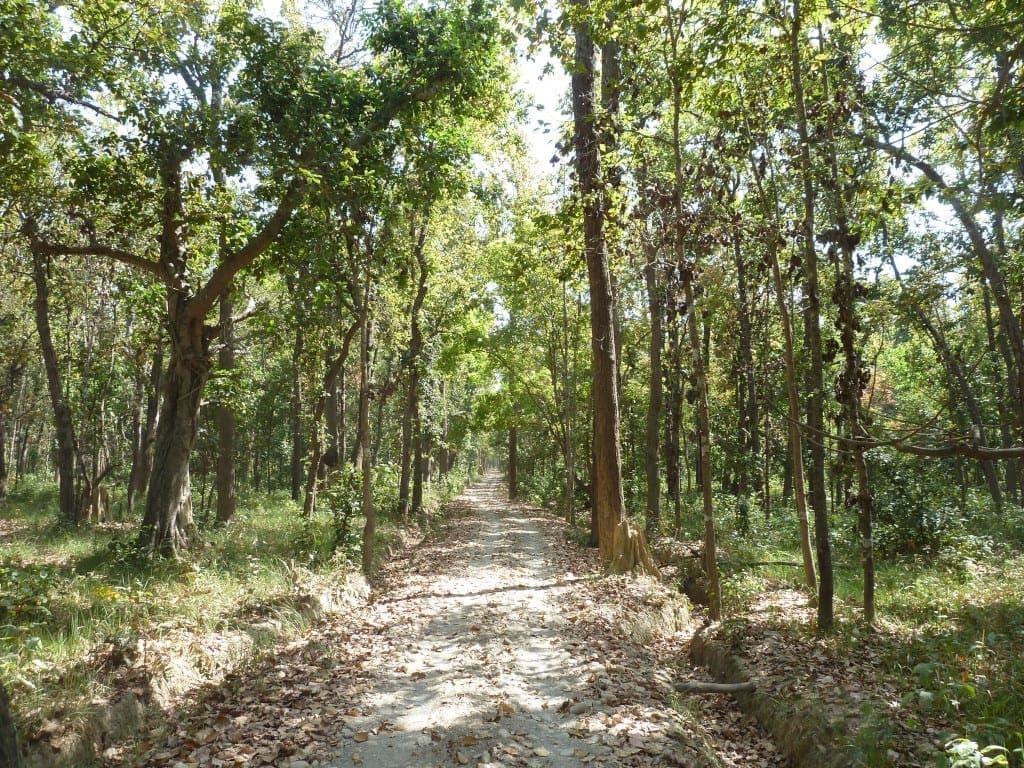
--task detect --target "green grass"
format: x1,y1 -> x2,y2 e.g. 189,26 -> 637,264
0,469 -> 467,743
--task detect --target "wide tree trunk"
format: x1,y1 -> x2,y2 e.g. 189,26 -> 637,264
30,247 -> 79,526
571,6 -> 656,575
138,305 -> 207,556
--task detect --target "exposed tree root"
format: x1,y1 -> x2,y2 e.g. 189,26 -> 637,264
609,519 -> 661,577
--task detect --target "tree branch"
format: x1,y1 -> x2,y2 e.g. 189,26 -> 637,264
27,231 -> 166,280
1,74 -> 118,120
190,175 -> 309,320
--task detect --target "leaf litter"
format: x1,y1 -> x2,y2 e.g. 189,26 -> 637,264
101,477 -> 789,768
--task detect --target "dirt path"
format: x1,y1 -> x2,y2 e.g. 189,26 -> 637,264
125,475 -> 785,768
332,474 -> 605,767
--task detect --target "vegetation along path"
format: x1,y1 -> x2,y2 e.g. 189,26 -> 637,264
118,475 -> 782,768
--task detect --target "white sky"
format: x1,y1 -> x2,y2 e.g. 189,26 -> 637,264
516,47 -> 568,175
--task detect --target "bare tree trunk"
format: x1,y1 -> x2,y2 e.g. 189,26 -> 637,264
644,247 -> 663,536
303,321 -> 361,516
359,295 -> 375,575
137,301 -> 207,555
215,286 -> 236,524
508,421 -> 518,499
399,226 -> 429,517
733,238 -> 760,498
747,153 -> 817,597
665,308 -> 683,532
0,363 -> 23,501
572,8 -> 656,575
791,0 -> 833,630
30,246 -> 79,526
683,274 -> 721,619
290,325 -> 304,502
128,346 -> 162,517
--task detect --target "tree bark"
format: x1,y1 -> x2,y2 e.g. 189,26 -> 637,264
290,324 -> 304,502
644,246 -> 663,536
791,0 -> 834,630
30,246 -> 79,526
215,285 -> 236,524
359,296 -> 375,575
571,6 -> 656,574
127,345 -> 162,517
573,8 -> 624,564
508,421 -> 518,500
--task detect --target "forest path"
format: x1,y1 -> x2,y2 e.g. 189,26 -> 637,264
329,473 -> 604,767
126,475 -> 784,768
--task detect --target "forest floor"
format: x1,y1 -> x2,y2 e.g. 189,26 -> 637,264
111,475 -> 784,768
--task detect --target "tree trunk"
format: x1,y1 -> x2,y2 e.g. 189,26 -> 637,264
215,286 -> 237,524
508,421 -> 518,500
0,411 -> 7,501
573,9 -> 623,563
359,299 -> 375,575
644,248 -> 663,536
683,273 -> 721,619
128,345 -> 162,517
572,7 -> 656,574
0,682 -> 22,768
302,322 -> 360,516
748,154 -> 817,597
399,231 -> 429,518
791,0 -> 834,630
30,247 -> 79,526
733,238 -> 760,498
665,307 -> 683,532
290,325 -> 304,502
137,295 -> 207,556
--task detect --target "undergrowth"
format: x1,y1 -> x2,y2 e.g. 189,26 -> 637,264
696,489 -> 1024,768
0,466 -> 472,746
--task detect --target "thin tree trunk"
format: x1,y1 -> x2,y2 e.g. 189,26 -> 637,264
215,286 -> 236,524
683,274 -> 721,619
359,297 -> 375,575
30,247 -> 78,525
791,0 -> 834,630
399,225 -> 430,517
508,420 -> 518,499
303,321 -> 361,516
290,325 -> 304,502
665,308 -> 683,531
644,248 -> 663,536
747,153 -> 817,597
127,345 -> 162,517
